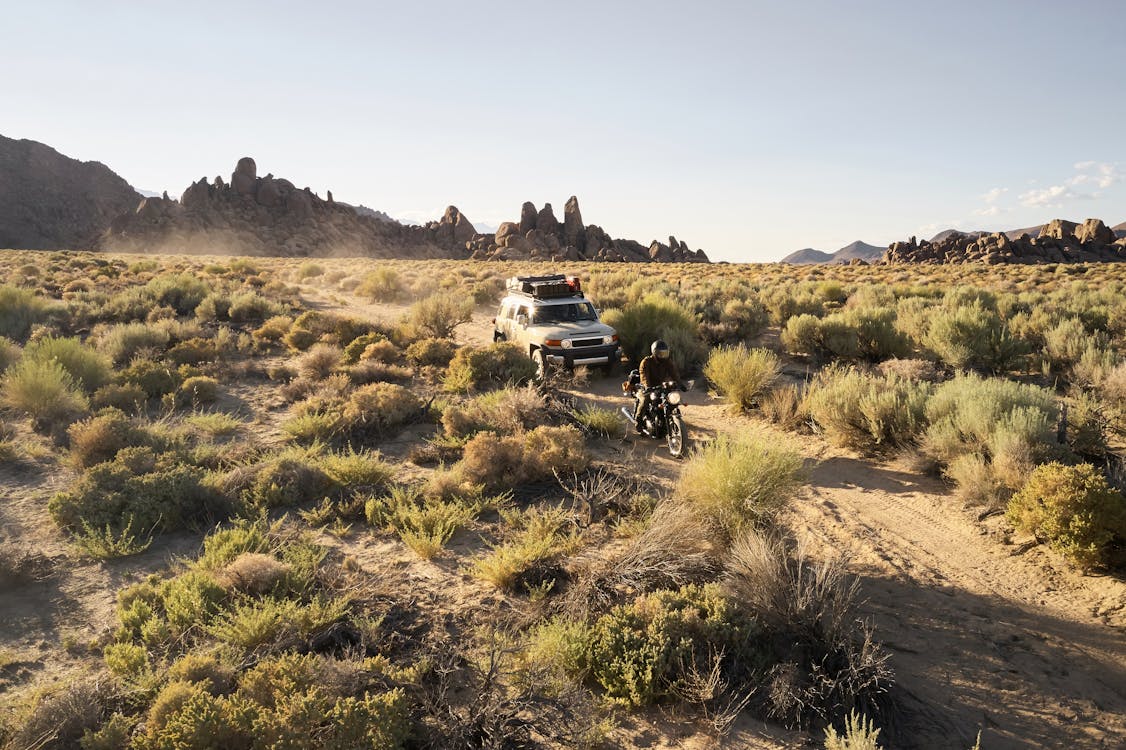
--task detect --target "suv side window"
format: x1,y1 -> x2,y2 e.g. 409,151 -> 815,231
517,304 -> 530,321
505,303 -> 518,320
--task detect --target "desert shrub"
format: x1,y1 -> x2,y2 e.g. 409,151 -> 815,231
0,284 -> 55,341
252,314 -> 294,344
145,273 -> 211,314
342,332 -> 387,363
91,382 -> 147,412
171,376 -> 219,408
355,267 -> 403,301
227,291 -> 285,323
360,339 -> 400,363
68,408 -> 146,468
469,505 -> 577,591
442,385 -> 546,438
443,342 -> 537,392
876,357 -> 938,382
677,433 -> 804,537
1043,317 -> 1103,372
923,373 -> 1060,506
97,322 -> 171,364
584,584 -> 762,707
166,337 -> 219,366
298,262 -> 325,279
340,382 -> 421,436
782,309 -> 908,362
458,425 -> 588,489
1,357 -> 89,429
319,449 -> 394,489
231,453 -> 333,509
704,345 -> 780,411
574,405 -> 626,438
104,641 -> 150,680
23,335 -> 112,392
0,336 -> 20,372
120,359 -> 182,398
805,366 -> 932,452
49,447 -> 227,537
824,712 -> 884,750
369,488 -> 478,559
921,302 -> 1027,372
603,295 -> 704,372
166,650 -> 237,693
760,383 -> 807,431
1007,462 -> 1126,569
762,285 -> 825,325
725,531 -> 892,727
2,680 -> 107,750
298,343 -> 343,380
408,292 -> 474,338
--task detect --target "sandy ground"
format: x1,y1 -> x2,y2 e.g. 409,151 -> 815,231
2,277 -> 1123,750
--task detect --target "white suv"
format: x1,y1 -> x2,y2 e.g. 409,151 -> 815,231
493,275 -> 622,375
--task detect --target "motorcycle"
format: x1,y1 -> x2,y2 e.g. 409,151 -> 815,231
620,373 -> 690,457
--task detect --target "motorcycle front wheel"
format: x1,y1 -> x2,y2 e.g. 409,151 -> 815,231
667,414 -> 686,457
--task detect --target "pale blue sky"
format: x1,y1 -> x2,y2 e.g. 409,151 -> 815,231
5,0 -> 1125,261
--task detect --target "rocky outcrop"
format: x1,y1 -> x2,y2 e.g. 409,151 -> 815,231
884,218 -> 1126,265
468,196 -> 708,264
99,158 -> 475,258
0,134 -> 142,249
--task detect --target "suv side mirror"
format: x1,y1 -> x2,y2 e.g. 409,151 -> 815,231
516,313 -> 529,328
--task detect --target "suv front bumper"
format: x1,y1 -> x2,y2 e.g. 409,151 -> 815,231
541,344 -> 622,368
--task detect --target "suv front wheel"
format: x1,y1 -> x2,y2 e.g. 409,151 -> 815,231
531,348 -> 546,380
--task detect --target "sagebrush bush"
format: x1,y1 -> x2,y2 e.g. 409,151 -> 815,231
441,385 -> 546,438
458,425 -> 588,489
782,308 -> 908,363
677,433 -> 804,537
408,292 -> 474,338
805,365 -> 932,452
0,336 -> 20,373
1007,462 -> 1126,569
1,357 -> 89,429
443,342 -> 537,392
585,584 -> 762,706
921,302 -> 1028,372
341,382 -> 421,435
121,359 -> 182,398
603,294 -> 704,372
23,335 -> 113,392
97,322 -> 171,364
68,408 -> 146,468
355,267 -> 403,301
0,284 -> 55,341
406,337 -> 457,367
704,345 -> 780,411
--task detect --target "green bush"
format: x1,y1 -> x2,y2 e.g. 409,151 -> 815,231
781,308 -> 908,362
443,342 -> 537,392
603,295 -> 704,372
23,335 -> 113,392
175,376 -> 219,406
921,302 -> 1028,372
406,337 -> 457,367
1,357 -> 89,429
805,365 -> 932,452
355,267 -> 403,301
408,292 -> 474,338
120,359 -> 183,398
144,274 -> 211,314
704,345 -> 780,411
97,322 -> 171,365
0,284 -> 55,341
585,584 -> 762,706
227,291 -> 285,324
677,433 -> 804,537
1007,462 -> 1126,569
0,336 -> 20,373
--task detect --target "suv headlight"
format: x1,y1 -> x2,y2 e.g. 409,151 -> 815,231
561,339 -> 573,349
602,335 -> 614,345
667,391 -> 682,406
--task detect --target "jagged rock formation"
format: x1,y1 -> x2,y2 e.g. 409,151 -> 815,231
0,135 -> 142,249
98,158 -> 707,263
884,218 -> 1126,265
101,157 -> 470,258
468,196 -> 708,263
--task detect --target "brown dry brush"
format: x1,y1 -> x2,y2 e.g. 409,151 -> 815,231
723,531 -> 895,732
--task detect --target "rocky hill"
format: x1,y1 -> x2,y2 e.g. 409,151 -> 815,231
885,218 -> 1126,264
466,196 -> 708,263
781,240 -> 883,264
98,157 -> 708,263
0,135 -> 142,249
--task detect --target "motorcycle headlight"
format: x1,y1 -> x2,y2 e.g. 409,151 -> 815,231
602,335 -> 614,345
561,339 -> 573,349
667,391 -> 682,406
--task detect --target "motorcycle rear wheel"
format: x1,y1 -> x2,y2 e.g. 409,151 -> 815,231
667,414 -> 686,457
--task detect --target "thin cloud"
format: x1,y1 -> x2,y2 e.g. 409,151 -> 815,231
973,205 -> 1002,217
981,187 -> 1007,203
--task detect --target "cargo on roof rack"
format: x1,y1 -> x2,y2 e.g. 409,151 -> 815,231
505,274 -> 583,299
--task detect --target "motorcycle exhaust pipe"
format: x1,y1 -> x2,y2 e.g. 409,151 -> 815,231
620,406 -> 636,424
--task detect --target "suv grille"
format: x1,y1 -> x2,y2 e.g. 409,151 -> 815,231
572,338 -> 603,348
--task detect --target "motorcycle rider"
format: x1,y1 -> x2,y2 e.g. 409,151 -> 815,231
634,339 -> 682,432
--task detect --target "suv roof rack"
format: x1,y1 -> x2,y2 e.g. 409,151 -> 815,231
506,274 -> 584,299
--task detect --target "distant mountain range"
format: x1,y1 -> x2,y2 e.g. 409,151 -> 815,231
780,240 -> 885,264
783,224 -> 1126,263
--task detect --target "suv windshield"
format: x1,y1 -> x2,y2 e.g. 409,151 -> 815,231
532,302 -> 597,323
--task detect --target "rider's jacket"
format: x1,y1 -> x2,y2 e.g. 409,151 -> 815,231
638,355 -> 680,388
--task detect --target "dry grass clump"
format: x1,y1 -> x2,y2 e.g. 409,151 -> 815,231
1,357 -> 89,431
725,531 -> 893,728
760,383 -> 807,431
215,552 -> 292,594
22,335 -> 113,393
0,284 -> 56,341
704,344 -> 781,411
677,432 -> 805,538
297,343 -> 343,380
458,425 -> 588,490
1,679 -> 109,750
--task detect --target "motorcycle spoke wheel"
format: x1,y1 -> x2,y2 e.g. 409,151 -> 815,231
667,415 -> 685,457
